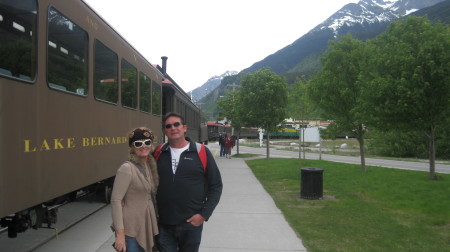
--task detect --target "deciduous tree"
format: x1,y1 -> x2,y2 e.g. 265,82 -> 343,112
307,35 -> 369,171
239,69 -> 288,158
288,77 -> 317,158
217,90 -> 244,154
363,17 -> 450,179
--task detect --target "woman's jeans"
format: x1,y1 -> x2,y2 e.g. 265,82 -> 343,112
157,223 -> 203,252
125,235 -> 145,252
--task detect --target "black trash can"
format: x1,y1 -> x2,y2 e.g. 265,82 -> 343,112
300,167 -> 324,200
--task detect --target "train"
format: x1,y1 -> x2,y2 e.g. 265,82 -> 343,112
0,0 -> 206,238
264,127 -> 300,138
262,124 -> 305,139
206,122 -> 259,141
206,122 -> 232,141
239,127 -> 260,139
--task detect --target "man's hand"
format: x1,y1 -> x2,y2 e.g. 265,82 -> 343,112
186,214 -> 205,226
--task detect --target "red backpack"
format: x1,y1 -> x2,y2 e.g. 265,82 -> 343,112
153,142 -> 208,172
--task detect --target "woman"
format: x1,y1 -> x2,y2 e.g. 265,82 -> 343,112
224,134 -> 234,159
111,127 -> 159,252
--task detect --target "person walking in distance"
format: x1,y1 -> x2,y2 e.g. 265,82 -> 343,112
155,112 -> 223,252
111,127 -> 159,252
218,132 -> 226,157
224,134 -> 234,159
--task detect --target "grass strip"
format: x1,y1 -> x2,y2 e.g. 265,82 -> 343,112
246,158 -> 450,252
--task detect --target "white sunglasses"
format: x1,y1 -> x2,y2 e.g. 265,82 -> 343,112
133,139 -> 152,148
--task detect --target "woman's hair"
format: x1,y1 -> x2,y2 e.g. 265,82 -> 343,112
127,126 -> 159,191
128,127 -> 154,147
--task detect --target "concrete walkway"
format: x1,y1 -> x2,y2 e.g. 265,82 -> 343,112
200,156 -> 307,251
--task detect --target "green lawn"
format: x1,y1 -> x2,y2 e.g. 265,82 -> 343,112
246,158 -> 450,252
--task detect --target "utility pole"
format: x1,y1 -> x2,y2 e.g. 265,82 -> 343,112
227,83 -> 240,154
226,83 -> 240,135
227,83 -> 240,91
196,102 -> 204,110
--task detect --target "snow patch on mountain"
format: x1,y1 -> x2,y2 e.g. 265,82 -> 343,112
405,9 -> 419,15
314,0 -> 444,37
188,70 -> 238,102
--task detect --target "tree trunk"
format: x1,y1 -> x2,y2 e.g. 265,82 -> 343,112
428,126 -> 436,180
236,132 -> 240,155
298,127 -> 301,159
302,128 -> 306,159
236,134 -> 240,155
358,135 -> 366,172
357,124 -> 366,172
266,131 -> 270,158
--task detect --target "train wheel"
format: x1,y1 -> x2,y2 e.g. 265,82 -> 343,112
31,205 -> 45,229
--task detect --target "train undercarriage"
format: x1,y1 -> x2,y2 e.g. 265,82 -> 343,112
0,177 -> 114,238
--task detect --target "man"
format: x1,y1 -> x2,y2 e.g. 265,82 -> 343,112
218,132 -> 226,157
155,112 -> 223,252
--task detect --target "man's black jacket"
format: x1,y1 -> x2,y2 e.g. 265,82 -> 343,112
155,138 -> 223,225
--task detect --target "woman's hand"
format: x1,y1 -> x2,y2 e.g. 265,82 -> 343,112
114,229 -> 126,252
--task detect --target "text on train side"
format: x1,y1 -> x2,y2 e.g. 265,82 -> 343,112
24,136 -> 128,152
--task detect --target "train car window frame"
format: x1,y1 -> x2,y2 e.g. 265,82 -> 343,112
152,81 -> 161,116
47,6 -> 88,96
93,39 -> 118,104
139,71 -> 151,113
121,59 -> 137,109
0,0 -> 37,83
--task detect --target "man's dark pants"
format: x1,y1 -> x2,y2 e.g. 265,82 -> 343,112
220,144 -> 226,157
156,223 -> 203,252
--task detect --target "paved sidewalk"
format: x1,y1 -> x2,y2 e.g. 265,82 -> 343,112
200,154 -> 307,252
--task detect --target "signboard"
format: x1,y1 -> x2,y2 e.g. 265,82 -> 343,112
303,127 -> 321,142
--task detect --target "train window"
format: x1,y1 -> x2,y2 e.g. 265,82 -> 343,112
152,81 -> 161,116
94,39 -> 118,104
121,59 -> 137,109
47,7 -> 88,95
0,0 -> 37,81
139,72 -> 151,113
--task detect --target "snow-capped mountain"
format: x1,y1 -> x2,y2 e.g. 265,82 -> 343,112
241,0 -> 445,75
197,0 -> 449,113
316,0 -> 445,36
188,70 -> 238,102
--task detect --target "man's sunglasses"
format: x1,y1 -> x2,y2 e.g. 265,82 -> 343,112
164,122 -> 182,129
133,139 -> 152,148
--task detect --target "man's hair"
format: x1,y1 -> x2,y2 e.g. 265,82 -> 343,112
163,112 -> 185,125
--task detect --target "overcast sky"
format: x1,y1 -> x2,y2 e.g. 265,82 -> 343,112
84,0 -> 359,92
